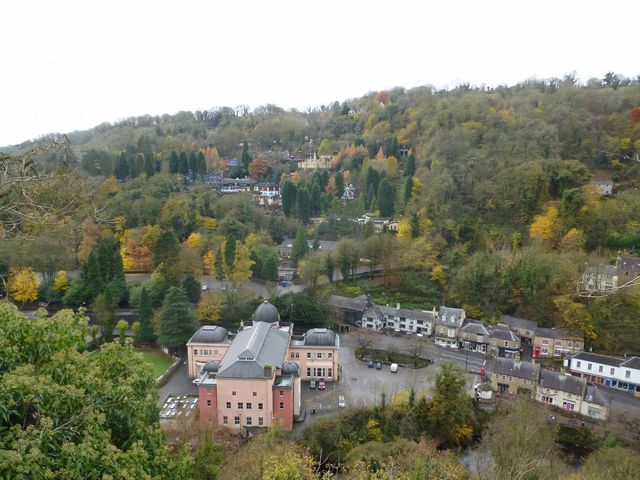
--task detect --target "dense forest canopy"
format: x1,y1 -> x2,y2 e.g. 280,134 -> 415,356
2,75 -> 640,353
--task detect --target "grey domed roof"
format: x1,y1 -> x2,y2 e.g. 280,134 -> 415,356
202,360 -> 221,373
304,328 -> 336,346
281,362 -> 299,375
189,325 -> 229,344
253,301 -> 279,324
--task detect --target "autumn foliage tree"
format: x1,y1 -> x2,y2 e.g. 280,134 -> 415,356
248,157 -> 271,180
8,266 -> 40,304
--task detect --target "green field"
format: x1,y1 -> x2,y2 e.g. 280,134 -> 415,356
134,349 -> 173,379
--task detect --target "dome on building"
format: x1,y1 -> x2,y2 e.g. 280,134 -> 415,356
281,362 -> 300,376
202,360 -> 221,373
304,328 -> 336,346
253,300 -> 280,324
189,325 -> 229,344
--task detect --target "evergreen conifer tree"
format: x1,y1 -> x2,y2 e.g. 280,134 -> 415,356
157,286 -> 198,353
377,179 -> 395,217
143,154 -> 156,177
296,184 -> 312,224
281,180 -> 297,217
169,151 -> 179,174
137,286 -> 155,342
291,227 -> 309,265
182,274 -> 202,304
224,235 -> 236,272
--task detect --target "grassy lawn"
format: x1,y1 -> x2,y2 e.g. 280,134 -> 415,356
134,349 -> 173,378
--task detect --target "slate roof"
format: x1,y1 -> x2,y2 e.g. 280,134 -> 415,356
253,301 -> 279,324
571,351 -> 623,368
490,325 -> 520,342
493,357 -> 539,381
216,322 -> 290,379
379,305 -> 435,322
304,328 -> 338,347
539,369 -> 584,396
328,294 -> 370,312
616,256 -> 640,276
437,306 -> 465,327
535,327 -> 580,340
499,315 -> 538,331
584,385 -> 608,407
620,357 -> 640,369
188,325 -> 229,344
459,320 -> 490,336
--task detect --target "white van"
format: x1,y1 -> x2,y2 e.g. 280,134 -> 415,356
390,363 -> 399,373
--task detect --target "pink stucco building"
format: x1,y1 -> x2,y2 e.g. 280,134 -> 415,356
190,301 -> 340,432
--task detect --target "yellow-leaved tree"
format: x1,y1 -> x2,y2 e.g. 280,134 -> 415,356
53,270 -> 68,293
396,220 -> 412,240
197,296 -> 222,324
553,295 -> 597,341
202,250 -> 215,275
229,242 -> 254,282
8,267 -> 40,304
529,206 -> 560,246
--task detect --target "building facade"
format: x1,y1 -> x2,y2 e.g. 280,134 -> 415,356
491,357 -> 539,397
566,352 -> 640,395
192,301 -> 340,432
434,307 -> 466,348
533,327 -> 583,358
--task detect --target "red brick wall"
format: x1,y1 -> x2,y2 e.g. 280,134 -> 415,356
272,387 -> 294,431
199,385 -> 218,426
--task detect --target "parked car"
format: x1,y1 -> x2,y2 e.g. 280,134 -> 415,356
201,285 -> 208,291
338,395 -> 346,408
390,363 -> 399,373
309,380 -> 317,389
416,333 -> 423,337
367,360 -> 375,368
405,331 -> 413,336
375,362 -> 382,370
318,380 -> 326,390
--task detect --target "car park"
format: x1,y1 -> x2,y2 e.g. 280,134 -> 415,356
367,360 -> 375,368
338,395 -> 346,408
309,380 -> 317,389
390,363 -> 399,373
375,362 -> 382,370
318,379 -> 326,390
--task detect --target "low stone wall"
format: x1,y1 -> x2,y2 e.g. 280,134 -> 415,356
156,357 -> 182,387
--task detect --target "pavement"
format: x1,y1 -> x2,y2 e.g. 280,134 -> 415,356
157,361 -> 197,407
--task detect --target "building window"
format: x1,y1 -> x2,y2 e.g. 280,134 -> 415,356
246,402 -> 252,409
328,368 -> 332,378
542,340 -> 549,345
234,416 -> 240,425
568,342 -> 573,348
238,402 -> 243,409
295,352 -> 299,359
232,391 -> 236,396
307,352 -> 311,359
279,390 -> 284,397
626,370 -> 631,379
576,361 -> 581,368
306,368 -> 311,376
588,363 -> 592,371
279,402 -> 284,409
246,417 -> 252,426
610,368 -> 615,375
206,400 -> 212,407
290,353 -> 295,359
258,417 -> 264,426
258,403 -> 263,410
328,352 -> 333,359
504,341 -> 508,347
223,416 -> 228,425
575,343 -> 581,349
253,392 -> 257,396
226,402 -> 231,409
563,401 -> 575,411
317,352 -> 322,359
598,365 -> 603,373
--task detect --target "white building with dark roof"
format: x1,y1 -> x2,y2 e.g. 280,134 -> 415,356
566,351 -> 640,395
434,306 -> 466,347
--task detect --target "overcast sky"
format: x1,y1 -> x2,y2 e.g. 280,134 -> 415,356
1,0 -> 638,146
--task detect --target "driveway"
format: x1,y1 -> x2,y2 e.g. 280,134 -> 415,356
157,361 -> 197,407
